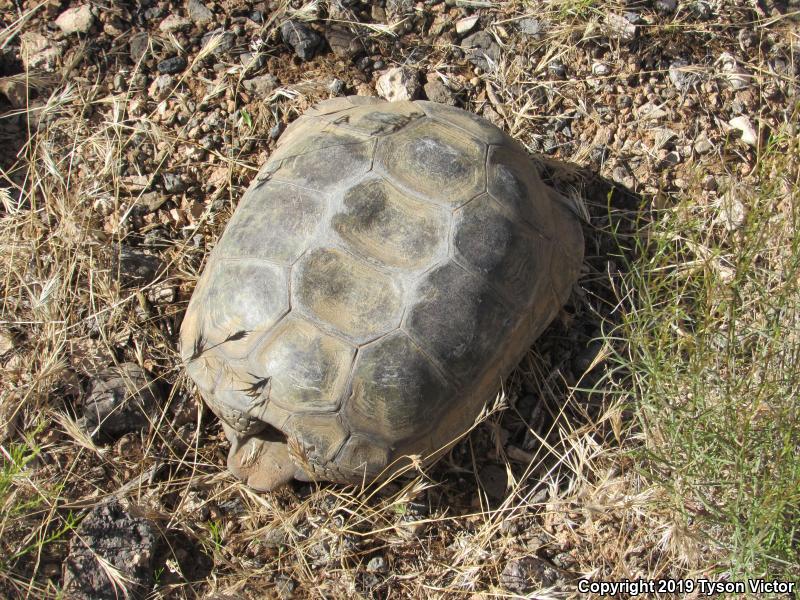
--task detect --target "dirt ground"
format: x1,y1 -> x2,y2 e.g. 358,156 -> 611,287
0,0 -> 798,598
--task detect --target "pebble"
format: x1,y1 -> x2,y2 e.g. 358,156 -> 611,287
592,62 -> 611,76
518,17 -> 542,37
694,135 -> 714,154
455,16 -> 479,35
163,173 -> 186,193
159,14 -> 191,32
717,52 -> 751,90
243,73 -> 278,96
188,0 -> 214,24
729,116 -> 758,147
655,0 -> 678,12
376,67 -> 421,102
668,60 -> 700,92
202,29 -> 236,55
501,557 -> 560,594
280,21 -> 322,61
423,79 -> 457,105
548,60 -> 566,78
157,56 -> 187,74
366,556 -> 388,573
605,13 -> 637,42
328,78 -> 345,95
55,4 -> 95,35
461,30 -> 500,72
129,32 -> 149,63
326,25 -> 358,58
20,32 -> 61,71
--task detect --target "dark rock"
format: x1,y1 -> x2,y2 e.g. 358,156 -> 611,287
201,29 -> 236,55
82,363 -> 162,440
328,78 -> 345,95
117,246 -> 164,287
187,0 -> 214,24
655,0 -> 677,13
129,32 -> 150,62
63,499 -> 158,600
424,79 -> 457,105
157,56 -> 187,74
280,21 -> 323,61
478,464 -> 507,500
162,173 -> 185,193
461,30 -> 500,72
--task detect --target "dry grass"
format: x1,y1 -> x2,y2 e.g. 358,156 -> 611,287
1,0 -> 798,597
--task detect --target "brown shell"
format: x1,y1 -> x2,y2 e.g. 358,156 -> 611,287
180,97 -> 584,488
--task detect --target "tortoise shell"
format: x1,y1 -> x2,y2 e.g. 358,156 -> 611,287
180,96 -> 583,490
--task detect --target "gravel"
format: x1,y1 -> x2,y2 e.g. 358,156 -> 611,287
461,30 -> 501,72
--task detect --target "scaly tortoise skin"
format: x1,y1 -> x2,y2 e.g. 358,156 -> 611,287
180,96 -> 584,490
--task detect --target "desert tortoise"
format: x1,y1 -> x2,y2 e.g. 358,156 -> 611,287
180,96 -> 583,490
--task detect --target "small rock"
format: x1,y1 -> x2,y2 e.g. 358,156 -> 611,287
729,116 -> 758,147
280,21 -> 322,61
518,17 -> 542,37
501,557 -> 560,594
0,78 -> 27,108
376,67 -> 421,102
129,32 -> 150,63
655,0 -> 678,13
239,52 -> 266,74
159,14 -> 191,32
694,134 -> 714,154
605,13 -> 637,42
326,25 -> 359,58
592,62 -> 610,76
162,173 -> 185,194
188,0 -> 214,24
423,79 -> 456,105
455,16 -> 479,35
366,556 -> 387,573
717,52 -> 751,90
147,285 -> 175,304
20,32 -> 61,71
328,78 -> 345,95
718,190 -> 747,230
154,74 -> 173,92
478,464 -> 507,500
117,246 -> 163,287
690,0 -> 714,19
668,60 -> 700,92
157,56 -> 187,75
55,4 -> 95,35
242,73 -> 278,96
461,30 -> 501,72
202,29 -> 236,55
82,363 -> 162,440
63,499 -> 158,600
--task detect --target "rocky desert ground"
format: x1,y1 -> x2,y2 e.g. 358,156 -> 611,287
0,0 -> 798,598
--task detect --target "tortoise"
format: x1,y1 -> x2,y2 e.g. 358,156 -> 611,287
180,96 -> 584,491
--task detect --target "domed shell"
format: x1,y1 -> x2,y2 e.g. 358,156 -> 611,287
181,96 -> 584,490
